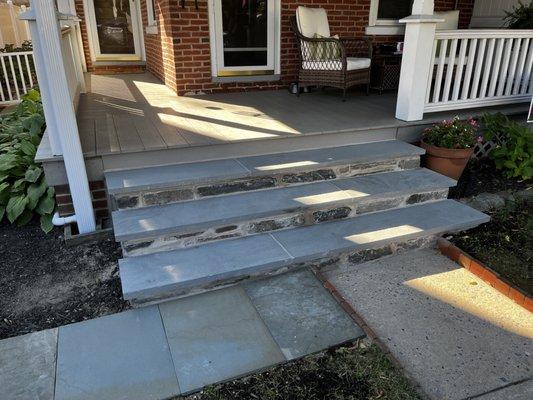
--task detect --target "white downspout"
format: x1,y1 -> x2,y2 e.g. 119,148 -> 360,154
52,211 -> 77,226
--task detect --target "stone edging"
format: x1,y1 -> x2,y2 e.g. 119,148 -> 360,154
437,238 -> 532,313
310,266 -> 431,400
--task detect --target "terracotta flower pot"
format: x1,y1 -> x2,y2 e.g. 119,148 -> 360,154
420,140 -> 474,180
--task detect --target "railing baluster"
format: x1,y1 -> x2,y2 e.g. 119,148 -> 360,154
497,38 -> 513,96
488,38 -> 504,97
479,38 -> 495,99
461,39 -> 478,100
520,40 -> 533,94
442,38 -> 458,102
452,38 -> 468,101
16,54 -> 27,94
505,38 -> 521,96
433,39 -> 449,103
24,53 -> 34,87
0,60 -> 5,102
425,39 -> 438,104
1,56 -> 13,101
513,38 -> 529,95
8,55 -> 20,100
470,38 -> 486,99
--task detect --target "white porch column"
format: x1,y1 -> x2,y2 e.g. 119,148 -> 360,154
21,1 -> 96,233
395,0 -> 443,121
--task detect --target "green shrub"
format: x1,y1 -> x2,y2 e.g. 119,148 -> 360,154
504,1 -> 533,29
0,89 -> 55,232
422,116 -> 481,149
482,113 -> 533,181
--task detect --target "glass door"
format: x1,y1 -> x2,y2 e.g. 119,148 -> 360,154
87,0 -> 142,61
213,0 -> 276,76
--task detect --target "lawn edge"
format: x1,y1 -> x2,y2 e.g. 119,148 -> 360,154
436,238 -> 532,313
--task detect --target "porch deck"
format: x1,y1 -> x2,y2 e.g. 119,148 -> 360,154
77,72 -> 529,158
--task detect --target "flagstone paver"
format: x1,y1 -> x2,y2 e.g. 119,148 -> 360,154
0,269 -> 363,400
54,306 -> 180,400
0,328 -> 57,400
159,286 -> 286,393
325,248 -> 533,400
244,269 -> 364,360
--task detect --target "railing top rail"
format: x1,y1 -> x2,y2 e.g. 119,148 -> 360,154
435,29 -> 533,40
0,51 -> 34,57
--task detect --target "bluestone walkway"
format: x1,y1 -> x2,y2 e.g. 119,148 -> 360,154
324,248 -> 533,400
0,269 -> 363,400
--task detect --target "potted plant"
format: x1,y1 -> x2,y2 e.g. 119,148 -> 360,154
421,117 -> 482,180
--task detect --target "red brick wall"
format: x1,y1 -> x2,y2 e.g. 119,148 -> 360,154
76,0 -> 474,92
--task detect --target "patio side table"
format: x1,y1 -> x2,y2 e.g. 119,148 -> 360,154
371,53 -> 402,94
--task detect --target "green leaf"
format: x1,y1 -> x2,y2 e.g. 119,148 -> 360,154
24,167 -> 42,183
0,153 -> 18,171
23,89 -> 41,102
0,205 -> 4,221
6,195 -> 27,223
0,182 -> 9,205
26,179 -> 47,210
35,194 -> 55,215
40,213 -> 54,233
11,178 -> 27,193
19,140 -> 36,156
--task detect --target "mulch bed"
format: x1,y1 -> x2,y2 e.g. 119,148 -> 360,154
448,158 -> 531,199
182,341 -> 420,400
0,218 -> 128,340
446,200 -> 532,296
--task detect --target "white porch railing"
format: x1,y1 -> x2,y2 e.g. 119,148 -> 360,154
425,30 -> 533,112
20,2 -> 96,233
395,0 -> 533,121
0,50 -> 36,105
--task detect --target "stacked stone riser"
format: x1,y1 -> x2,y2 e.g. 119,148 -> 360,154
121,189 -> 449,257
128,236 -> 437,307
111,156 -> 421,211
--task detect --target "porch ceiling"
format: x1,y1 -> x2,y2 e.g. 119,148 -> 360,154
76,72 -> 529,157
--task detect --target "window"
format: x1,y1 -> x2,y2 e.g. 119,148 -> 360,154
367,0 -> 414,35
147,0 -> 157,26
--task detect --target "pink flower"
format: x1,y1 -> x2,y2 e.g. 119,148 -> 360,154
476,135 -> 483,143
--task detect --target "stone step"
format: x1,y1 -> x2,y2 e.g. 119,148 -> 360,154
119,199 -> 489,305
106,140 -> 424,210
113,168 -> 456,255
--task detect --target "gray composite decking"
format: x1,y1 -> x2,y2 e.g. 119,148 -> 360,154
76,73 -> 530,158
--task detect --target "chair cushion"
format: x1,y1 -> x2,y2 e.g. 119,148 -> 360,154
302,57 -> 371,71
296,6 -> 330,38
435,10 -> 460,30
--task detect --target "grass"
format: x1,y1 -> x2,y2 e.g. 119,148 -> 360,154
449,199 -> 532,296
183,341 -> 421,400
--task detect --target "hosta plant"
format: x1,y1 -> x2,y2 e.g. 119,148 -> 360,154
482,113 -> 533,180
0,89 -> 55,232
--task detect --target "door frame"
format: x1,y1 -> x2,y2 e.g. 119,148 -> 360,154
208,0 -> 281,78
83,0 -> 145,62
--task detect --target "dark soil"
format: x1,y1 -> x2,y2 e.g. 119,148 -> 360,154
447,200 -> 533,296
182,341 -> 420,400
0,218 -> 128,339
449,158 -> 531,199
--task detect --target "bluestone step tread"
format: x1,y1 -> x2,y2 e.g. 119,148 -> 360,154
112,168 -> 455,242
105,140 -> 424,194
119,200 -> 489,302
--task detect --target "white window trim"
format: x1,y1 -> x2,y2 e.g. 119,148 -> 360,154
146,0 -> 158,34
366,0 -> 408,35
208,0 -> 281,78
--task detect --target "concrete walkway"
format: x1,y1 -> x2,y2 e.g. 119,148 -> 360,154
0,269 -> 362,400
324,248 -> 533,400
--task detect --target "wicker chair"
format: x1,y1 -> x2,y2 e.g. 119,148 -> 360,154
291,7 -> 372,100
